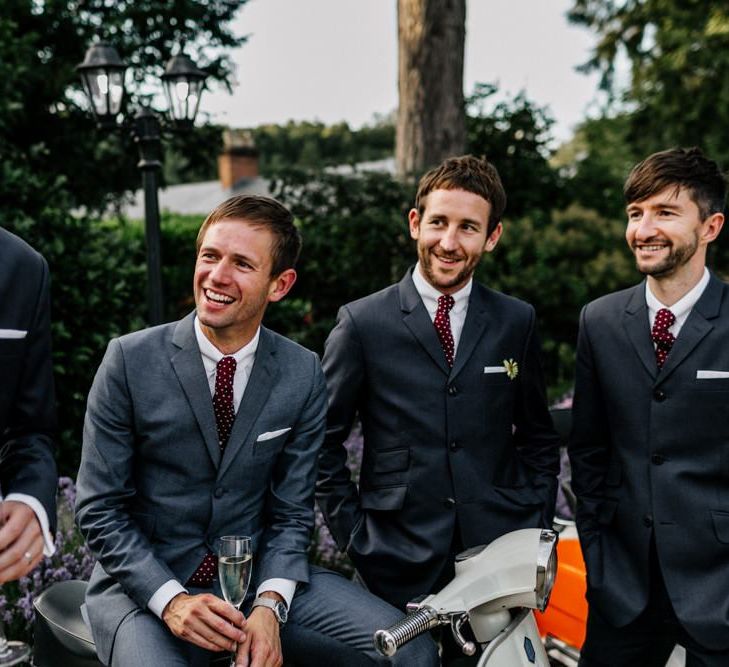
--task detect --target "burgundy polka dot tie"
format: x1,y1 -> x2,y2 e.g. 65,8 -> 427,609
652,308 -> 675,369
187,356 -> 237,587
434,294 -> 456,368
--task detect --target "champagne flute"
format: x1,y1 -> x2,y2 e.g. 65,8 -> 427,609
217,536 -> 252,666
0,493 -> 32,666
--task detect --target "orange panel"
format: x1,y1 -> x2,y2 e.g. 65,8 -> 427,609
536,535 -> 588,650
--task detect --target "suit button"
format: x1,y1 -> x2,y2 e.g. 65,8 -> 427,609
651,454 -> 665,465
214,487 -> 225,498
449,441 -> 459,452
643,514 -> 653,527
653,389 -> 666,402
443,497 -> 456,509
447,384 -> 458,396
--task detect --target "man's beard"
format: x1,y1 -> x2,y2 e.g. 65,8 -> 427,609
420,247 -> 478,290
635,234 -> 699,278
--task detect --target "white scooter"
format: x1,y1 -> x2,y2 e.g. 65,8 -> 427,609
374,528 -> 558,666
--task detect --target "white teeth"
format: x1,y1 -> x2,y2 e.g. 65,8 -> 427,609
638,245 -> 667,251
205,289 -> 234,304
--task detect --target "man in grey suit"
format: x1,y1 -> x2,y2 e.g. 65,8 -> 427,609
317,155 -> 560,611
76,196 -> 437,667
569,147 -> 729,665
0,227 -> 57,583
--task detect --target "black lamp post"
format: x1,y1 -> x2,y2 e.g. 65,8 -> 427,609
77,43 -> 206,325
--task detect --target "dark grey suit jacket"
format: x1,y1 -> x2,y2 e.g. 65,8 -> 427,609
0,227 -> 57,525
569,274 -> 729,650
76,314 -> 326,664
317,269 -> 560,609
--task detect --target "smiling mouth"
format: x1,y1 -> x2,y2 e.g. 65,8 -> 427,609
634,244 -> 670,253
432,253 -> 464,265
204,288 -> 234,304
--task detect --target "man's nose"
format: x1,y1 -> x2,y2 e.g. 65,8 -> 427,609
439,226 -> 459,251
634,214 -> 659,240
209,260 -> 231,283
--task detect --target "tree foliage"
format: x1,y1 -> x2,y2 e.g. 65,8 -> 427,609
569,0 -> 729,167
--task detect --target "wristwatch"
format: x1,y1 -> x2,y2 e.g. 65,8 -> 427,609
251,596 -> 288,625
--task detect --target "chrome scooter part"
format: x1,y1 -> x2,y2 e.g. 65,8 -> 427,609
374,606 -> 440,657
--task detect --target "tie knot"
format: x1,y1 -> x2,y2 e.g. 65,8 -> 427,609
437,294 -> 455,314
217,356 -> 237,376
652,308 -> 676,335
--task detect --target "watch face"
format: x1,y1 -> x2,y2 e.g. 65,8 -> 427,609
276,601 -> 288,624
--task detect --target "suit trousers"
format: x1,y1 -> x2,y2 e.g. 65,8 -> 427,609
579,537 -> 729,667
109,566 -> 439,667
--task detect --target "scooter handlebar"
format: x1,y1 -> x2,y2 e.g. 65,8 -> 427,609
373,606 -> 440,657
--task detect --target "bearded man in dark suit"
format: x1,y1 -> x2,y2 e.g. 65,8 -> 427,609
570,147 -> 729,666
317,155 -> 560,610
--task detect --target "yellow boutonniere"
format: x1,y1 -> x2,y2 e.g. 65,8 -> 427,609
503,358 -> 519,380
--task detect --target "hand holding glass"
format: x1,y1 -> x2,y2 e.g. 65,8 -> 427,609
218,536 -> 252,666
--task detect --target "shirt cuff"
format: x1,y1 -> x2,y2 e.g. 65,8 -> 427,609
4,493 -> 55,557
256,578 -> 297,609
148,580 -> 188,619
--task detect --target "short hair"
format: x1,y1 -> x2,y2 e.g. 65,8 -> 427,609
624,147 -> 727,220
196,195 -> 302,276
414,155 -> 507,235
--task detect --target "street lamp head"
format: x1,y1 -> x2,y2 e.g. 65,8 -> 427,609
161,54 -> 206,129
77,43 -> 126,126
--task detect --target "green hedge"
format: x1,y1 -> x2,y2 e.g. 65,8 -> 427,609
5,170 -> 639,474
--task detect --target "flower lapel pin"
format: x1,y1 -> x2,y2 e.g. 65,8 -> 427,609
503,358 -> 519,380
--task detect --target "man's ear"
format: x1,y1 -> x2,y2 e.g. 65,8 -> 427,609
484,222 -> 503,253
701,212 -> 724,245
268,268 -> 297,303
408,208 -> 421,240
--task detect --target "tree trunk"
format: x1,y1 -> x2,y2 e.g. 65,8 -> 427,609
396,0 -> 466,177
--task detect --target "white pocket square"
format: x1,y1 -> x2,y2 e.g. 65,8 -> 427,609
0,329 -> 27,339
696,370 -> 729,379
484,366 -> 507,374
256,427 -> 291,442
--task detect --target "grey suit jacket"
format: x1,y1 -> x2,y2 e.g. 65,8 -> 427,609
0,227 -> 57,524
569,274 -> 729,650
317,269 -> 560,609
75,313 -> 326,664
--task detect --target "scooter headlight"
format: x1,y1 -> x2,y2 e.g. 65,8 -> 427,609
535,529 -> 558,611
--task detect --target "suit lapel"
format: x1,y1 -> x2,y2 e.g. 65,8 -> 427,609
451,284 -> 490,380
170,313 -> 221,467
622,283 -> 658,381
655,275 -> 722,386
399,270 -> 450,375
219,327 -> 280,478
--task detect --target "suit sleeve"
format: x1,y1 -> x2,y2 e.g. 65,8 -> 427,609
568,305 -> 610,546
255,352 -> 327,586
75,339 -> 177,609
512,305 -> 561,527
315,306 -> 365,551
1,253 -> 58,530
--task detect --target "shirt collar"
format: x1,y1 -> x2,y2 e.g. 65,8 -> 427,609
194,315 -> 260,367
645,267 -> 710,319
412,262 -> 472,314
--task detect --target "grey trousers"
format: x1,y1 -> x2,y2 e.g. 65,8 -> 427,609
110,566 -> 439,666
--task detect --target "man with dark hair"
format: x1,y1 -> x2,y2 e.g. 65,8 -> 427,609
76,195 -> 437,667
0,227 -> 58,583
317,155 -> 560,610
569,147 -> 729,665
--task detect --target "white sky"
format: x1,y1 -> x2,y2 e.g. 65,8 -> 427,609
199,0 -> 604,144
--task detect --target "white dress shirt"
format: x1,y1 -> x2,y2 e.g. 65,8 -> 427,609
412,262 -> 472,357
645,267 -> 710,339
147,318 -> 296,618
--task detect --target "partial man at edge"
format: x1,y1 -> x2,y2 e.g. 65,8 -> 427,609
0,227 -> 57,584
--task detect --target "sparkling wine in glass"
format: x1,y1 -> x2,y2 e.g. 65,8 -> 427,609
0,493 -> 32,666
218,536 -> 252,666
